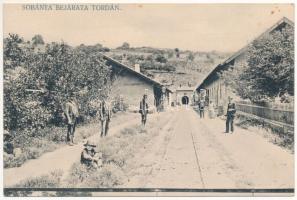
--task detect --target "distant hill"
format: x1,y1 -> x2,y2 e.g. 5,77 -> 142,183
106,47 -> 232,89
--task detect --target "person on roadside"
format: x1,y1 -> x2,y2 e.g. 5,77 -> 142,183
80,140 -> 103,168
225,96 -> 236,133
208,100 -> 215,119
99,99 -> 112,137
198,99 -> 205,118
64,93 -> 79,145
139,94 -> 149,128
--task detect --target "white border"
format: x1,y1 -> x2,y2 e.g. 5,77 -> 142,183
0,1 -> 296,200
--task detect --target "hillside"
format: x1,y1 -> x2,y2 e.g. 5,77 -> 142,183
106,47 -> 231,89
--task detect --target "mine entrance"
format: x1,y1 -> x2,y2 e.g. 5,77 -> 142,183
182,96 -> 189,105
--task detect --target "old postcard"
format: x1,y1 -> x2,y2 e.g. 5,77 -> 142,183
2,2 -> 295,197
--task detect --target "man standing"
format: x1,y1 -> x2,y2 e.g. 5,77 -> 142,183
64,93 -> 79,145
198,99 -> 205,118
139,94 -> 149,128
99,99 -> 112,137
208,100 -> 215,119
226,97 -> 236,133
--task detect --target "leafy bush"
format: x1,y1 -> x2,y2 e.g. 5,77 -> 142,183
4,127 -> 64,168
219,24 -> 294,102
117,42 -> 130,50
155,54 -> 167,63
4,33 -> 112,134
4,141 -> 59,168
112,95 -> 129,112
4,34 -> 115,168
46,127 -> 66,142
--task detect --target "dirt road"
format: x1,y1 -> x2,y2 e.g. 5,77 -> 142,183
142,107 -> 294,189
4,107 -> 294,189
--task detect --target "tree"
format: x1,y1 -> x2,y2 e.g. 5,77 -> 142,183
187,52 -> 195,61
220,24 -> 294,102
4,38 -> 112,132
245,25 -> 294,97
32,34 -> 45,46
117,42 -> 130,50
3,34 -> 24,72
174,48 -> 180,58
155,54 -> 167,63
167,51 -> 174,58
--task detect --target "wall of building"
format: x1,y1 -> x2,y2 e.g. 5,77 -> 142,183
202,53 -> 247,115
175,90 -> 194,105
110,71 -> 156,109
197,19 -> 294,115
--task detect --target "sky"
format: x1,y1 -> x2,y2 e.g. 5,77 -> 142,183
3,4 -> 294,52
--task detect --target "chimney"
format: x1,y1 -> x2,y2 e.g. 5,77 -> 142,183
134,64 -> 140,73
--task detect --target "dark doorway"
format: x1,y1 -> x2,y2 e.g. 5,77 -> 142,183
182,96 -> 189,105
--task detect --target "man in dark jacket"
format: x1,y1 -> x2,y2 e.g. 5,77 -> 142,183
99,99 -> 112,137
64,94 -> 79,145
139,94 -> 149,128
226,97 -> 236,133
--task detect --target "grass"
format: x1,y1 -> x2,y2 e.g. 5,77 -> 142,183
65,162 -> 126,188
235,114 -> 294,152
13,170 -> 63,188
5,170 -> 63,197
4,134 -> 62,168
63,114 -> 169,188
4,112 -> 137,169
4,125 -> 98,168
6,112 -> 171,196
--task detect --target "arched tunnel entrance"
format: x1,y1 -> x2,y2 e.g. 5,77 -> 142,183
181,96 -> 189,105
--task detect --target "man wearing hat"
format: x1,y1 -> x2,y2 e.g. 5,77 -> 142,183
225,96 -> 236,133
81,140 -> 102,168
64,93 -> 79,145
139,93 -> 149,128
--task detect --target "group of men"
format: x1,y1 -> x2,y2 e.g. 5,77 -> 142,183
64,94 -> 112,146
64,93 -> 149,168
65,93 -> 149,145
64,92 -> 236,168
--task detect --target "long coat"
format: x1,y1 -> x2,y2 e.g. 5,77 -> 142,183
98,101 -> 112,121
139,100 -> 149,115
64,100 -> 79,124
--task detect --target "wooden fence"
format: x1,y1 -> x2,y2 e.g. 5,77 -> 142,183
236,103 -> 294,126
